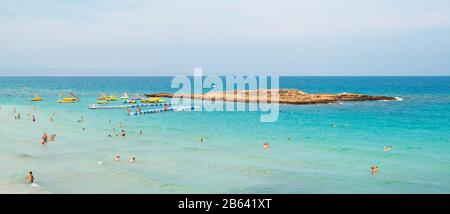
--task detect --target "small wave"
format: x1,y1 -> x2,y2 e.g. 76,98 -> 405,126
395,97 -> 403,101
381,97 -> 403,102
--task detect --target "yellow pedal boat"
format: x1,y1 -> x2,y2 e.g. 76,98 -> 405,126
31,96 -> 43,101
58,97 -> 79,103
141,97 -> 165,103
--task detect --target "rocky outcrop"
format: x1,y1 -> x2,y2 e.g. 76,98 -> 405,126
145,89 -> 396,105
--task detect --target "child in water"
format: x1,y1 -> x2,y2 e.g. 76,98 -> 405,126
384,146 -> 393,152
25,171 -> 34,183
129,157 -> 136,163
371,165 -> 379,174
49,134 -> 56,142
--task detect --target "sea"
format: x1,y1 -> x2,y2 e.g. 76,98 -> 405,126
0,76 -> 449,193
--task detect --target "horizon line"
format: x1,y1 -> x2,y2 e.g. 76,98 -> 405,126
0,75 -> 450,78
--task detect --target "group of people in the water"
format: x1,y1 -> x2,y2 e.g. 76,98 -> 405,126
12,109 -> 36,122
108,128 -> 128,137
370,146 -> 394,174
0,104 -> 397,187
41,132 -> 57,144
114,155 -> 136,163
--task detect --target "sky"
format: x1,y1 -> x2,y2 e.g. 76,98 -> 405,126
0,0 -> 450,76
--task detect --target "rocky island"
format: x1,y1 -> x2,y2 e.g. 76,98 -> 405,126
145,89 -> 397,105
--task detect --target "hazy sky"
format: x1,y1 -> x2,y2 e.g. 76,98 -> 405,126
1,0 -> 450,76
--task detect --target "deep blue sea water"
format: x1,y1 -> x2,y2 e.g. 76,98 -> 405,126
0,76 -> 449,193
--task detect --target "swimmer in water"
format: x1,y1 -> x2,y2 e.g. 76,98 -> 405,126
140,130 -> 143,135
32,115 -> 36,122
384,146 -> 393,152
371,165 -> 379,174
263,143 -> 270,150
288,137 -> 291,141
42,132 -> 48,144
115,155 -> 120,161
25,171 -> 34,184
121,130 -> 126,137
129,157 -> 136,163
50,134 -> 56,142
108,134 -> 112,138
200,138 -> 204,144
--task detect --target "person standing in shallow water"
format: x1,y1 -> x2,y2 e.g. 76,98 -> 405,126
25,171 -> 34,183
41,132 -> 48,144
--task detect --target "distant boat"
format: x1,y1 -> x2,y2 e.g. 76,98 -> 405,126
58,91 -> 79,103
123,99 -> 137,104
58,97 -> 78,103
30,95 -> 43,101
141,97 -> 165,103
120,93 -> 129,99
97,94 -> 108,100
97,94 -> 118,101
131,94 -> 142,100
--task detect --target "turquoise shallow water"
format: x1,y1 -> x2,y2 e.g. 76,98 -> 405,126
0,76 -> 449,193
